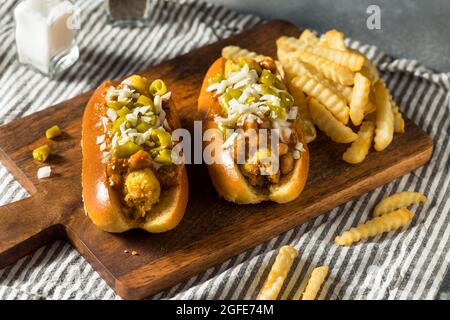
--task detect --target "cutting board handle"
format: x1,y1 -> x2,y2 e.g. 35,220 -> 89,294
0,195 -> 61,268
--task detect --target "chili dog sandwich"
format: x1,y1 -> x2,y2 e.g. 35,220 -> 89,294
198,47 -> 309,204
82,75 -> 188,233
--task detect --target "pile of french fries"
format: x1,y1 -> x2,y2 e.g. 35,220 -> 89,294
276,29 -> 405,164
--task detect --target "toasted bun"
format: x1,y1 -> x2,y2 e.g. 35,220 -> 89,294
198,58 -> 309,204
82,80 -> 188,233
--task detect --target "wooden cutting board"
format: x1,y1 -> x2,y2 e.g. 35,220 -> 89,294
0,20 -> 433,299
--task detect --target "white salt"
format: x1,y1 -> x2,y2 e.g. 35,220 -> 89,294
14,0 -> 79,76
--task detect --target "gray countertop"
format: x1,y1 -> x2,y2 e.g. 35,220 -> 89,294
211,0 -> 450,72
209,0 -> 449,300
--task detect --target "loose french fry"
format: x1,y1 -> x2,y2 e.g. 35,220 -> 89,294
298,50 -> 354,86
302,266 -> 329,300
257,246 -> 299,300
299,29 -> 319,45
221,45 -> 260,62
309,97 -> 357,143
319,29 -> 346,51
350,72 -> 371,126
335,208 -> 413,246
342,120 -> 374,164
373,192 -> 427,217
287,60 -> 349,124
373,81 -> 394,151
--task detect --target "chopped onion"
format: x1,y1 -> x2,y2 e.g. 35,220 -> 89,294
37,166 -> 51,179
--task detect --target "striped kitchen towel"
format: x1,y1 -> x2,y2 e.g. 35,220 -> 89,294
0,0 -> 449,300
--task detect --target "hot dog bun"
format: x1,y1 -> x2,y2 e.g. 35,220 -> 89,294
82,80 -> 188,233
198,57 -> 309,204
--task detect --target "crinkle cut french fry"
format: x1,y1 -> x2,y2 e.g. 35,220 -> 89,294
364,86 -> 378,116
335,208 -> 413,246
302,266 -> 329,300
350,72 -> 371,126
221,45 -> 260,62
308,45 -> 365,72
309,97 -> 357,143
334,83 -> 353,104
287,60 -> 349,124
373,81 -> 394,151
276,36 -> 307,56
257,246 -> 299,300
276,37 -> 299,65
278,36 -> 366,72
298,50 -> 354,86
319,29 -> 346,51
342,120 -> 374,164
277,47 -> 296,66
277,36 -> 365,72
373,192 -> 427,217
390,96 -> 405,133
360,58 -> 380,85
299,29 -> 319,45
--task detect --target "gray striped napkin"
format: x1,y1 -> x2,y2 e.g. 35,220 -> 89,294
0,0 -> 448,300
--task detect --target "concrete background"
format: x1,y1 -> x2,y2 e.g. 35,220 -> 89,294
210,0 -> 450,72
210,0 -> 450,299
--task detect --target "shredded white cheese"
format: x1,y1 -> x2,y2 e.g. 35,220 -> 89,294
295,142 -> 305,152
96,135 -> 105,145
101,80 -> 174,161
106,108 -> 118,122
99,142 -> 107,152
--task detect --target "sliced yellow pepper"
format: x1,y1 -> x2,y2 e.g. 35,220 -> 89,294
136,95 -> 154,107
136,120 -> 153,133
153,148 -> 172,164
107,100 -> 128,110
117,106 -> 131,118
151,129 -> 172,148
122,74 -> 149,95
149,79 -> 168,96
33,145 -> 50,162
112,141 -> 142,158
112,117 -> 126,134
45,125 -> 61,139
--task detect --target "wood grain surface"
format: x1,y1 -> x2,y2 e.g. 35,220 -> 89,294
0,20 -> 433,299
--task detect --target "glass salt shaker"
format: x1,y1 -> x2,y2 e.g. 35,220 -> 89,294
14,0 -> 80,78
105,0 -> 150,27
